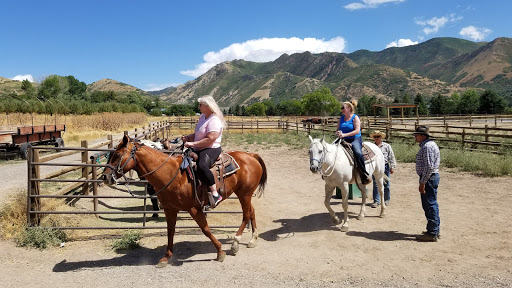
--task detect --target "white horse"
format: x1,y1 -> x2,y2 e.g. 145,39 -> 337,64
308,135 -> 388,232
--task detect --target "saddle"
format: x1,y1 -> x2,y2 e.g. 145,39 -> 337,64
336,139 -> 376,184
181,150 -> 240,208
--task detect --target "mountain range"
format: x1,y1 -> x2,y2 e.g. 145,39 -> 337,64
2,37 -> 511,107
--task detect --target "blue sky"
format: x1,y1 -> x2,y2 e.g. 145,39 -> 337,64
1,0 -> 510,91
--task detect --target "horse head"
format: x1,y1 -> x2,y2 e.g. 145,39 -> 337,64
103,134 -> 140,185
308,135 -> 326,173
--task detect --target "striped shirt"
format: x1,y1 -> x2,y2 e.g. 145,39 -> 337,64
416,138 -> 440,184
378,142 -> 396,169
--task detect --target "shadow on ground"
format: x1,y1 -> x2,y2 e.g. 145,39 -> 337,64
52,239 -> 233,272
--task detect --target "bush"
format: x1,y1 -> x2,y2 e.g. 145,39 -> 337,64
15,224 -> 67,250
111,230 -> 142,251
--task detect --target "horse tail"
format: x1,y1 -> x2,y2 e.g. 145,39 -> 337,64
251,153 -> 267,197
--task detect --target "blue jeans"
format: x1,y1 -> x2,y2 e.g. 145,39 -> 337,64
420,173 -> 440,236
344,137 -> 368,176
372,163 -> 390,204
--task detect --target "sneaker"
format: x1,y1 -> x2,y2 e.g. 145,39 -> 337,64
416,233 -> 438,242
422,231 -> 441,239
213,194 -> 223,206
370,202 -> 379,208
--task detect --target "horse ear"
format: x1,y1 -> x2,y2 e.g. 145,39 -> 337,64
121,134 -> 130,147
308,135 -> 313,143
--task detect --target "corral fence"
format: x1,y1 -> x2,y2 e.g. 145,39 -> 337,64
27,120 -> 242,230
27,115 -> 512,229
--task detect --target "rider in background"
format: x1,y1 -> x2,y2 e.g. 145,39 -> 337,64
335,100 -> 370,184
182,95 -> 227,207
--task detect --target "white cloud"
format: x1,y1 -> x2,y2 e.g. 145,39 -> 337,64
415,14 -> 462,35
11,74 -> 35,82
385,39 -> 419,48
344,0 -> 406,11
459,26 -> 492,41
180,37 -> 347,78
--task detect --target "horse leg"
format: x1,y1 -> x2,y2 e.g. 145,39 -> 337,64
231,195 -> 253,255
324,184 -> 340,225
377,176 -> 387,218
339,183 -> 350,232
156,209 -> 177,268
247,204 -> 258,248
357,184 -> 368,220
188,207 -> 226,262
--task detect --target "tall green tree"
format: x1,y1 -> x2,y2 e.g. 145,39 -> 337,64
479,90 -> 506,114
458,89 -> 480,114
38,75 -> 62,99
414,93 -> 428,115
301,87 -> 341,116
429,94 -> 447,115
246,102 -> 266,116
446,92 -> 461,114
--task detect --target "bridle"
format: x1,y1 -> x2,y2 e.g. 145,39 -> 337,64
107,139 -> 184,197
310,140 -> 339,178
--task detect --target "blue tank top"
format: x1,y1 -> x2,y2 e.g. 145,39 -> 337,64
338,114 -> 361,139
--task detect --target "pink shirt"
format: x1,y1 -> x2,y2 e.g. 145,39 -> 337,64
194,114 -> 223,149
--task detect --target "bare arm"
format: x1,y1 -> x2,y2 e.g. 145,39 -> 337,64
184,131 -> 220,149
336,115 -> 361,138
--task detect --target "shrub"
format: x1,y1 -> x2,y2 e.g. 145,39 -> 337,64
15,223 -> 67,250
111,230 -> 142,251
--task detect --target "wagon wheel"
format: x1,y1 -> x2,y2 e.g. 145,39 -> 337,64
54,137 -> 65,152
19,143 -> 32,160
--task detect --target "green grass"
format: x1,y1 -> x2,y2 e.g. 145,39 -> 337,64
390,139 -> 512,177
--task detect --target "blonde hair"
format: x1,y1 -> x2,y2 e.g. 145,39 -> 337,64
198,95 -> 227,128
343,100 -> 358,113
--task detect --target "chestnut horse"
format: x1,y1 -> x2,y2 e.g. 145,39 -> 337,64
103,135 -> 267,267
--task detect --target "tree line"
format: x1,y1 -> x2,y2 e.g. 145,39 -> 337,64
230,87 -> 511,117
1,75 -> 510,117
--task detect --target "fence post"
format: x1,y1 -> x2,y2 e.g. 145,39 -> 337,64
469,115 -> 472,127
91,158 -> 98,213
27,148 -> 41,226
241,118 -> 244,134
81,140 -> 89,195
296,118 -> 298,134
257,119 -> 259,134
461,129 -> 466,149
485,125 -> 489,142
494,115 -> 497,127
108,135 -> 113,149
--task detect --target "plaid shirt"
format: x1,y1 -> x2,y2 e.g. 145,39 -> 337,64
416,138 -> 440,183
378,142 -> 396,169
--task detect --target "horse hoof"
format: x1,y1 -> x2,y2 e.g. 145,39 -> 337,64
231,244 -> 239,255
155,261 -> 168,268
379,213 -> 386,218
247,241 -> 256,248
357,215 -> 364,220
216,252 -> 226,262
340,226 -> 349,232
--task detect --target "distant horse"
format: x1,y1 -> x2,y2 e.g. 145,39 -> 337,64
104,135 -> 267,267
308,135 -> 387,232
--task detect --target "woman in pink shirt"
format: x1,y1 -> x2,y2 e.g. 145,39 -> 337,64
182,95 -> 227,207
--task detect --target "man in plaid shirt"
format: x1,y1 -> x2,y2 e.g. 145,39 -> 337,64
413,126 -> 440,242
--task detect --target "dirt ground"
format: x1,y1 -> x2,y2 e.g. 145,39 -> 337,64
1,144 -> 512,288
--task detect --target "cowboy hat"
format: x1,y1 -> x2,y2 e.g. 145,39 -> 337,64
370,130 -> 386,138
412,125 -> 430,137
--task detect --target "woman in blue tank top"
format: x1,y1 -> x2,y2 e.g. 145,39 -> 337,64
335,100 -> 370,184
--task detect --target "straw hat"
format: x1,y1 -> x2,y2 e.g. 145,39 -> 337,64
370,130 -> 386,138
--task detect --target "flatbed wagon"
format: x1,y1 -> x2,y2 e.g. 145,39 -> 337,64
0,124 -> 65,159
